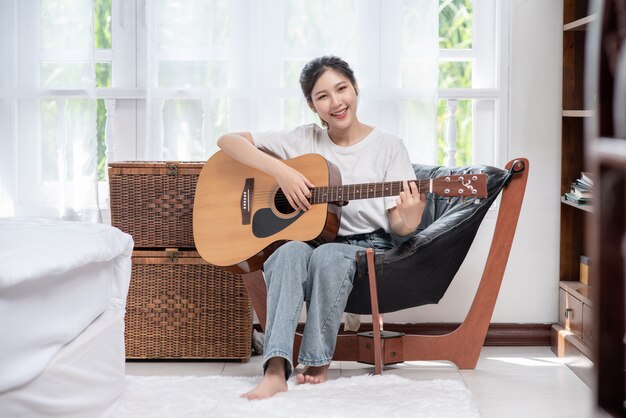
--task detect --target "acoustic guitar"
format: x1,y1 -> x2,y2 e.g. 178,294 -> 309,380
193,151 -> 487,273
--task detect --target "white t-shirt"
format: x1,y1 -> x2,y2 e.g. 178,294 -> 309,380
252,123 -> 417,236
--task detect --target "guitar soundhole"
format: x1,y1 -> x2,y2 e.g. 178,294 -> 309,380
274,189 -> 297,216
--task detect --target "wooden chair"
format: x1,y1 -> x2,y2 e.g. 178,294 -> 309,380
242,158 -> 528,373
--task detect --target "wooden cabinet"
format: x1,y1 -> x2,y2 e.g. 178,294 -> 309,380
551,0 -> 596,385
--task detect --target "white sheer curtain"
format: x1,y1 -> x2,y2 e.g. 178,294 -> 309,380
0,0 -> 99,220
143,0 -> 438,163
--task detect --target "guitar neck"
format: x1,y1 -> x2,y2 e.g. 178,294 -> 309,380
310,180 -> 430,204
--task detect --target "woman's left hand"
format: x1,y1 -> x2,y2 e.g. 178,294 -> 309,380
394,180 -> 425,233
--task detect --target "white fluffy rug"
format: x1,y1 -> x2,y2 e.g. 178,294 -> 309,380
105,374 -> 481,418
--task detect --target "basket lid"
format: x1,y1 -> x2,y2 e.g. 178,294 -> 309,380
108,161 -> 204,175
108,161 -> 205,168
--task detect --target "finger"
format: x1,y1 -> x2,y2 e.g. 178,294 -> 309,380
290,193 -> 304,211
294,196 -> 307,212
403,180 -> 415,200
299,186 -> 312,209
401,181 -> 410,198
286,194 -> 298,211
295,190 -> 310,211
409,181 -> 419,196
303,176 -> 316,189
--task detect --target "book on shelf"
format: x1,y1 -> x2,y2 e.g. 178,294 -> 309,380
564,192 -> 591,205
580,172 -> 594,187
570,182 -> 592,199
565,172 -> 594,204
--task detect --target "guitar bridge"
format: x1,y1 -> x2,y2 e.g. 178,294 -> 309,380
241,178 -> 254,225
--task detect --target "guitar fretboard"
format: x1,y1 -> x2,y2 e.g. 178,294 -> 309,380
310,180 -> 429,204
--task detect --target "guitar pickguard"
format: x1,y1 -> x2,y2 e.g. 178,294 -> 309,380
252,208 -> 304,238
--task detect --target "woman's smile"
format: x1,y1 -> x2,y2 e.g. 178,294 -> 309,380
331,107 -> 349,119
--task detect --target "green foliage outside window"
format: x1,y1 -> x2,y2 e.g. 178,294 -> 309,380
439,0 -> 472,49
95,0 -> 111,180
94,0 -> 112,49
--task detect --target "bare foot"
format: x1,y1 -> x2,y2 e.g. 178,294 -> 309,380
241,373 -> 288,400
295,364 -> 330,384
241,357 -> 288,400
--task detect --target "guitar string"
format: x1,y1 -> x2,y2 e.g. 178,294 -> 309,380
250,178 -> 482,205
245,177 -> 484,212
252,182 -> 482,204
251,184 -> 426,202
249,179 -> 442,201
249,180 -> 433,197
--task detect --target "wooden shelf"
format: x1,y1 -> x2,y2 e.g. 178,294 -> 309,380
561,196 -> 593,213
563,14 -> 598,31
562,110 -> 594,117
557,1 -> 595,390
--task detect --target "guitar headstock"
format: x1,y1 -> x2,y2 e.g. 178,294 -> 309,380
431,173 -> 488,198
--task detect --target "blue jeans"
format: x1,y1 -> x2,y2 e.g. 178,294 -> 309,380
262,229 -> 394,378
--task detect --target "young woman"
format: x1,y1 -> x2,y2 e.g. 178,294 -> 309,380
217,56 -> 425,400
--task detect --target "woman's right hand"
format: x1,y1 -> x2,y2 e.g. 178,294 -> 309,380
217,133 -> 314,211
271,162 -> 315,212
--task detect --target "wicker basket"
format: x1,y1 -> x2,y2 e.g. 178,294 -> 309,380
126,250 -> 252,359
108,162 -> 204,248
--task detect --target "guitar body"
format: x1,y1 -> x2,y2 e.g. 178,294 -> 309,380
193,151 -> 341,273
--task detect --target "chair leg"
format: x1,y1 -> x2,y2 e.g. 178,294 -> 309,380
242,270 -> 267,331
365,248 -> 384,375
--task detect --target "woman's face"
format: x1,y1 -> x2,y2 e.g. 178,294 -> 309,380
309,69 -> 358,131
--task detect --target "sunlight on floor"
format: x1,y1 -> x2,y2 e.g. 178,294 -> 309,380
395,360 -> 456,368
485,356 -> 568,367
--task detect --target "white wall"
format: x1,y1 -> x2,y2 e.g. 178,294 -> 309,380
383,0 -> 563,324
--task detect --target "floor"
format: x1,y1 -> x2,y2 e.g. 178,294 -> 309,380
126,346 -> 598,418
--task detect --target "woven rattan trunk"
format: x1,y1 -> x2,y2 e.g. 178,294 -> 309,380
108,162 -> 204,248
109,161 -> 252,360
126,250 -> 252,359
